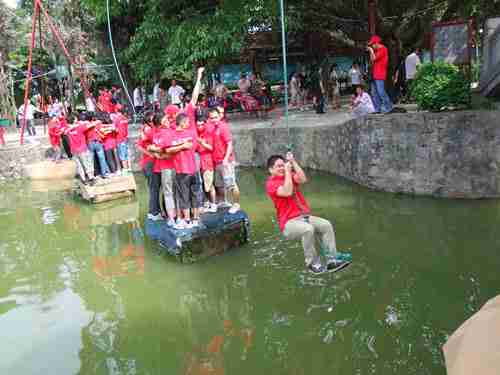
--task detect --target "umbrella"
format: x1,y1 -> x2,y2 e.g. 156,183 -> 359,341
443,295 -> 500,375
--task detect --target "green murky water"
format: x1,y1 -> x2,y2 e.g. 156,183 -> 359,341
1,169 -> 500,375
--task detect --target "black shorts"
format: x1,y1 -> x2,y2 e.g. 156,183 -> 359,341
175,173 -> 203,210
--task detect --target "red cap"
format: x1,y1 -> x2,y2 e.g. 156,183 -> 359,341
164,105 -> 180,117
368,35 -> 381,45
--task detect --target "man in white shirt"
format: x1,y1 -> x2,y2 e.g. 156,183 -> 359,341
405,48 -> 421,82
133,86 -> 144,113
168,79 -> 185,106
17,101 -> 40,136
238,74 -> 251,94
153,82 -> 161,110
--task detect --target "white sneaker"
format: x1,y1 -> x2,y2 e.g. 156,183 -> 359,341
229,203 -> 241,214
207,203 -> 218,213
166,219 -> 176,227
147,213 -> 162,221
174,219 -> 186,230
184,220 -> 194,229
203,201 -> 211,209
192,220 -> 200,227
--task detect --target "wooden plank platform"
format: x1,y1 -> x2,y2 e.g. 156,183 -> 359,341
24,160 -> 76,180
145,208 -> 250,263
76,174 -> 137,203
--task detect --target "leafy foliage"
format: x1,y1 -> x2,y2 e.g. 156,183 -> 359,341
411,62 -> 471,111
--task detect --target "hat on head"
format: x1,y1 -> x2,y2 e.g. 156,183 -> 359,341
368,35 -> 381,45
164,105 -> 180,117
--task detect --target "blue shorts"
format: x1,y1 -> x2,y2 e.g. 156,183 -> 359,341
117,142 -> 129,161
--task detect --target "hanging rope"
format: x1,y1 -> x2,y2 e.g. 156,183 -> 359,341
106,0 -> 136,116
279,0 -> 292,152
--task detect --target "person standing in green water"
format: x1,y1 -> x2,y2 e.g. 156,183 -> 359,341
266,153 -> 349,274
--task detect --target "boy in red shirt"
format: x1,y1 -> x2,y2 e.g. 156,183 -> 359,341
86,113 -> 111,178
96,113 -> 118,174
266,153 -> 348,274
208,107 -> 240,214
149,112 -> 181,226
48,115 -> 63,161
64,114 -> 96,185
196,109 -> 217,212
137,112 -> 163,221
170,113 -> 201,229
111,106 -> 130,173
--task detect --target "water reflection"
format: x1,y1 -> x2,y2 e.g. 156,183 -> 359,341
1,171 -> 500,374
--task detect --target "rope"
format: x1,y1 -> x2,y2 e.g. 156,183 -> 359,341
279,0 -> 292,152
106,0 -> 136,116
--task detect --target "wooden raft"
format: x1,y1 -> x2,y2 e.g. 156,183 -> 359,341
145,208 -> 250,263
77,174 -> 137,203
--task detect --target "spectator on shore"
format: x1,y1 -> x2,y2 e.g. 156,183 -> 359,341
290,73 -> 304,110
168,79 -> 185,107
153,81 -> 161,111
328,63 -> 341,110
238,74 -> 251,94
367,35 -> 393,114
405,47 -> 421,98
351,84 -> 375,119
349,63 -> 362,93
265,153 -> 348,274
392,58 -> 406,103
17,101 -> 41,136
213,79 -> 228,107
133,86 -> 144,113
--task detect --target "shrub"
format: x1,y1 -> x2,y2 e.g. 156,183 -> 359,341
410,62 -> 470,111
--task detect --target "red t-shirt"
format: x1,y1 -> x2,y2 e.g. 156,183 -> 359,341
115,115 -> 129,143
85,120 -> 101,143
266,174 -> 311,231
66,122 -> 89,154
98,123 -> 117,151
48,119 -> 62,147
373,45 -> 389,81
138,125 -> 155,169
196,127 -> 214,171
211,120 -> 234,165
171,127 -> 197,175
153,126 -> 175,172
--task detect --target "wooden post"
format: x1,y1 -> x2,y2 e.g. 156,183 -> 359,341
368,0 -> 377,35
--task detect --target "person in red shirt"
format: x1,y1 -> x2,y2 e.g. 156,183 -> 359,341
169,113 -> 201,228
137,112 -> 163,220
196,109 -> 217,213
265,153 -> 347,274
149,113 -> 182,226
86,113 -> 111,178
96,112 -> 119,174
64,114 -> 96,185
48,115 -> 63,161
208,107 -> 240,214
367,35 -> 393,114
111,106 -> 130,173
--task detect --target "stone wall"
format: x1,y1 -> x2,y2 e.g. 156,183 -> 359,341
5,110 -> 500,199
0,142 -> 48,183
230,111 -> 500,199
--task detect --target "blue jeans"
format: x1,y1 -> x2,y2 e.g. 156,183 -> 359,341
88,141 -> 110,176
371,80 -> 393,113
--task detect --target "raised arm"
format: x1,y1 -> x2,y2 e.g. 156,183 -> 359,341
287,152 -> 307,184
276,162 -> 294,197
190,67 -> 205,106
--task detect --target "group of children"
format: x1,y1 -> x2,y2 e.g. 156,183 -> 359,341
137,67 -> 241,230
48,105 -> 131,185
